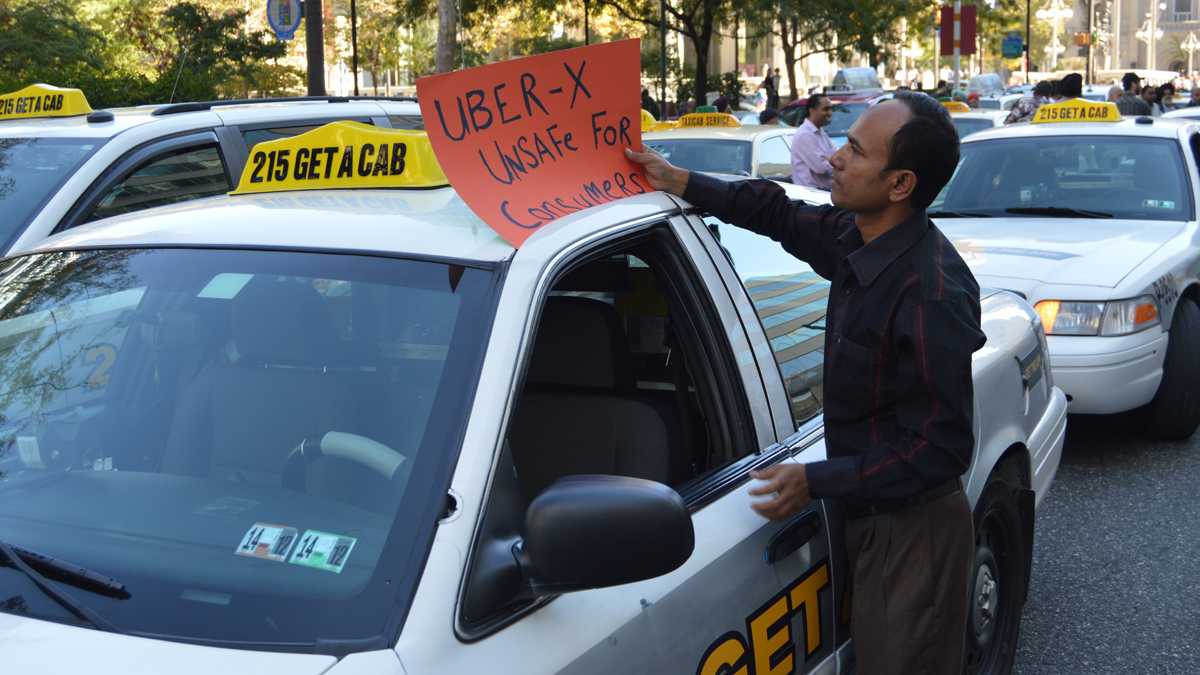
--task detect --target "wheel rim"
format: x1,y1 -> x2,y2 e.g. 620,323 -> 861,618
966,504 -> 1018,675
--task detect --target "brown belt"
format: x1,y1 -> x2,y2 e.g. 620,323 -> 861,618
844,479 -> 963,520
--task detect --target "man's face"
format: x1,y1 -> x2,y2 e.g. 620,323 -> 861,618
809,98 -> 834,127
1142,87 -> 1156,102
829,101 -> 913,213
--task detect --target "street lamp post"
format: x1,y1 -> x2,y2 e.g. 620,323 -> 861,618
1036,0 -> 1074,71
1135,3 -> 1166,70
1183,32 -> 1200,76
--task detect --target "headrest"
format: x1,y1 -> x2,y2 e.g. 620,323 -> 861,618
525,296 -> 632,390
230,277 -> 335,365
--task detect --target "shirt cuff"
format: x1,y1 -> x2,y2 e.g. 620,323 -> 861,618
805,456 -> 860,500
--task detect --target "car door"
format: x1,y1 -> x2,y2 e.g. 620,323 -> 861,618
453,218 -> 836,674
681,207 -> 854,672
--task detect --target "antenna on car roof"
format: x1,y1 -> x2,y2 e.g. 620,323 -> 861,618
169,45 -> 191,104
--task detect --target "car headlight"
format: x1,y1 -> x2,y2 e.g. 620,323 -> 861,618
1034,296 -> 1160,336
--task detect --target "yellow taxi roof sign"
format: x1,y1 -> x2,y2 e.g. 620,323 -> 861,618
1032,98 -> 1121,124
649,120 -> 679,132
942,101 -> 971,113
677,112 -> 741,128
0,84 -> 93,121
640,109 -> 657,132
231,121 -> 448,195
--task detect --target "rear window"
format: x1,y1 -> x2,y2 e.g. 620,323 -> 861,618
933,136 -> 1193,221
952,118 -> 996,138
644,139 -> 752,176
0,137 -> 103,248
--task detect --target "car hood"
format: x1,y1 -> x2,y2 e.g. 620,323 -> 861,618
934,217 -> 1184,290
0,614 -> 336,674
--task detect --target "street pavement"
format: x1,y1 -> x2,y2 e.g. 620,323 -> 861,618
1014,413 -> 1200,674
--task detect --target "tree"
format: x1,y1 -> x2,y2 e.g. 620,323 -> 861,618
437,0 -> 457,71
598,0 -> 734,108
744,0 -> 847,102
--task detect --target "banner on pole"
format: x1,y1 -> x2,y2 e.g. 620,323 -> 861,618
939,5 -> 977,56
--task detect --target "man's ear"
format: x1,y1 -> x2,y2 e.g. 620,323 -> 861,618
889,169 -> 917,204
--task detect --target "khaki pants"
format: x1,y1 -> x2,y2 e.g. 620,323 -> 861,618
845,488 -> 974,675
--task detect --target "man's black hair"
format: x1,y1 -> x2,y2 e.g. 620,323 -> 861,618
1059,73 -> 1083,98
806,93 -> 831,120
1122,72 -> 1141,92
759,108 -> 780,125
1033,80 -> 1054,97
885,91 -> 960,210
1049,79 -> 1062,98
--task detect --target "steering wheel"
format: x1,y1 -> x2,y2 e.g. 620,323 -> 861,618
282,431 -> 409,491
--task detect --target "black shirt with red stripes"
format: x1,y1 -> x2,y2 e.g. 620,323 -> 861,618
685,173 -> 986,503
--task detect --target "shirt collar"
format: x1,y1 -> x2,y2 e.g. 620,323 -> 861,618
839,209 -> 930,287
801,118 -> 821,134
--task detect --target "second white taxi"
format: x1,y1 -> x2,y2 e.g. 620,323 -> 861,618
931,98 -> 1200,438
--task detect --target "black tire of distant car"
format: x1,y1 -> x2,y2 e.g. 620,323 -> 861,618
965,478 -> 1026,675
1142,298 -> 1200,440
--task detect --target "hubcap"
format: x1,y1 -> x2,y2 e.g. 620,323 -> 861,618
973,563 -> 998,642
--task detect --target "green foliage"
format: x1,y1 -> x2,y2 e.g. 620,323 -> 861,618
718,70 -> 742,104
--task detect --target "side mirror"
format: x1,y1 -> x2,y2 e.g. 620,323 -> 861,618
521,475 -> 694,594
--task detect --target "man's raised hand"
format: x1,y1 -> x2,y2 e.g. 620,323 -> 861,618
625,147 -> 689,196
748,463 -> 813,521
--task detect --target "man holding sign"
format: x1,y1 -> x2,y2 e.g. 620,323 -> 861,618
628,92 -> 984,675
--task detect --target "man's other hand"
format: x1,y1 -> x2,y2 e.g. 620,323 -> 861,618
748,464 -> 812,520
625,147 -> 689,196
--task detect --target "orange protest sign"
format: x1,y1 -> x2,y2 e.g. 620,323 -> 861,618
416,39 -> 649,247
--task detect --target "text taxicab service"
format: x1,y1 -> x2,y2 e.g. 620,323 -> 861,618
1032,98 -> 1121,124
0,84 -> 92,120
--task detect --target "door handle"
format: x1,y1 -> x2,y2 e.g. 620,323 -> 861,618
764,510 -> 822,564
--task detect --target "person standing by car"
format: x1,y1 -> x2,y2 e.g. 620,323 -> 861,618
627,91 -> 984,675
640,87 -> 661,120
1117,72 -> 1153,116
760,68 -> 780,111
1005,79 -> 1053,124
788,93 -> 835,189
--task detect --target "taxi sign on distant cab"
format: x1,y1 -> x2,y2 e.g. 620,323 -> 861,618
942,101 -> 971,113
1032,97 -> 1121,124
231,121 -> 448,194
0,84 -> 92,120
677,112 -> 741,128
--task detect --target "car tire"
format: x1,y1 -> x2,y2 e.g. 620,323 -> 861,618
965,479 -> 1026,675
1142,298 -> 1200,440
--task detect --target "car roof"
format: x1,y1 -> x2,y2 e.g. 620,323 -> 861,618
951,111 -> 1007,120
962,115 -> 1191,142
643,125 -> 791,141
0,98 -> 421,139
25,186 -> 682,265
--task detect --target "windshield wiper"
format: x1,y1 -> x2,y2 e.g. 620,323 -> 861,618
928,209 -> 994,218
0,540 -> 125,632
1005,206 -> 1113,219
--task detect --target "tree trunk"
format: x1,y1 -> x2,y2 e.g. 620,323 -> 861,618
436,0 -> 456,73
692,1 -> 717,108
779,16 -> 800,101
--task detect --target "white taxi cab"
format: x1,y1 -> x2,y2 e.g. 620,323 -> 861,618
931,98 -> 1200,438
0,123 -> 1063,675
944,103 -> 1008,139
643,112 -> 796,181
0,83 -> 422,255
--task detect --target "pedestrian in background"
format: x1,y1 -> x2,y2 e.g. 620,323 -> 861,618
1189,87 -> 1200,107
760,68 -> 780,110
1117,72 -> 1153,116
1158,83 -> 1177,112
1059,73 -> 1083,100
758,108 -> 781,125
789,93 -> 835,189
1107,85 -> 1123,103
627,91 -> 984,675
640,87 -> 660,120
1142,84 -> 1161,116
1005,80 -> 1053,124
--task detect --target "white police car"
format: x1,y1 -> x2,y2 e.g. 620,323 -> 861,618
644,112 -> 796,181
931,98 -> 1200,438
0,123 -> 1063,675
0,83 -> 422,255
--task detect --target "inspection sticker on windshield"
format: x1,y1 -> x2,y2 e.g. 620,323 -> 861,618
289,530 -> 357,573
235,523 -> 299,562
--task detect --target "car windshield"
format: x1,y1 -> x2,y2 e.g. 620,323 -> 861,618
644,139 -> 752,176
0,247 -> 494,652
779,102 -> 866,137
931,136 -> 1193,221
952,118 -> 996,138
0,137 -> 103,249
